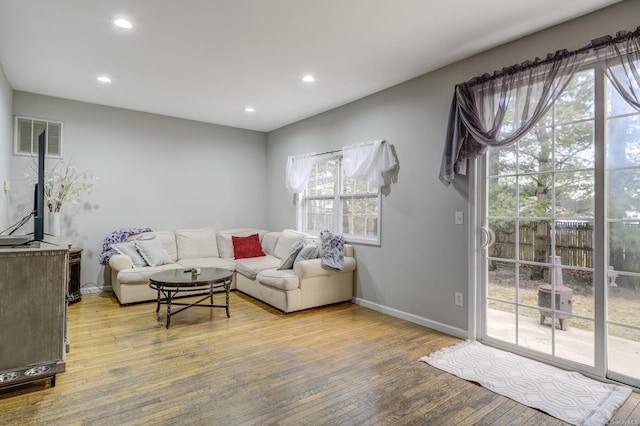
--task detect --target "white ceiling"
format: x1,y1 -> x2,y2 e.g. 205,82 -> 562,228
0,0 -> 622,132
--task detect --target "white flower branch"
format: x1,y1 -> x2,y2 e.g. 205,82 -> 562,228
25,161 -> 98,212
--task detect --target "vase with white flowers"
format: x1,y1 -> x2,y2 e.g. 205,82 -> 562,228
25,160 -> 97,235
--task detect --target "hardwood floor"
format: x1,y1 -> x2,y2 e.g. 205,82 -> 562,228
1,292 -> 638,425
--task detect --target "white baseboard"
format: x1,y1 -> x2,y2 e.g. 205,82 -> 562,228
80,284 -> 112,294
353,297 -> 468,340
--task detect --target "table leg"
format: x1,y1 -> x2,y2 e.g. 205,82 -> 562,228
166,290 -> 173,329
225,281 -> 230,318
156,287 -> 161,313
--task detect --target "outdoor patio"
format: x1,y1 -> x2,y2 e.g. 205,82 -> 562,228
487,308 -> 640,379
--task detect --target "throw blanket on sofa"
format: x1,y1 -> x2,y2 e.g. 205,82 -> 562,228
320,230 -> 345,271
99,227 -> 153,265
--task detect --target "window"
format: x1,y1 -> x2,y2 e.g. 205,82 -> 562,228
299,154 -> 381,245
14,116 -> 63,157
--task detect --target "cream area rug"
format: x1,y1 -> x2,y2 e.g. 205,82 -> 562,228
420,340 -> 632,426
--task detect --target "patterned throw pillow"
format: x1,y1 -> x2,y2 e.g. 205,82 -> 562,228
111,241 -> 147,267
277,240 -> 305,270
232,233 -> 266,259
293,243 -> 319,266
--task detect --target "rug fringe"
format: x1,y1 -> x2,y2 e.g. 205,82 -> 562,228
418,339 -> 472,363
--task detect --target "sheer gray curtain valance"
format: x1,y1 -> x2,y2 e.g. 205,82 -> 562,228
439,49 -> 588,186
593,27 -> 640,113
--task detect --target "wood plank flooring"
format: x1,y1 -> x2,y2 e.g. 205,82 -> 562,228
1,291 -> 638,425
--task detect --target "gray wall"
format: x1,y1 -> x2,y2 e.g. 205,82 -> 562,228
265,0 -> 640,335
0,62 -> 12,230
10,92 -> 267,289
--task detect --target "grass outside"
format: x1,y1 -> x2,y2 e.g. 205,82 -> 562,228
488,265 -> 640,342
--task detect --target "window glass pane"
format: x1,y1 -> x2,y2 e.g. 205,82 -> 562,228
518,220 -> 551,265
607,75 -> 639,116
555,221 -> 593,268
554,69 -> 594,123
555,122 -> 594,171
305,198 -> 334,232
307,160 -> 336,196
555,170 -> 594,218
489,219 -> 516,260
488,176 -> 516,216
343,176 -> 376,194
488,145 -> 516,176
518,128 -> 552,174
488,260 -> 516,302
608,222 -> 640,274
519,174 -> 552,218
607,169 -> 640,220
342,197 -> 379,237
607,115 -> 640,168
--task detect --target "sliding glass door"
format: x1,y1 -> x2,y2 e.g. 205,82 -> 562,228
479,65 -> 640,388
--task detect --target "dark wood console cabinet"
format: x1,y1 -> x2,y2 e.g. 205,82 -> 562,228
0,241 -> 68,389
68,248 -> 82,304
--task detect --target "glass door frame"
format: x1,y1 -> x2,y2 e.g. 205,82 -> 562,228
471,63 -> 640,387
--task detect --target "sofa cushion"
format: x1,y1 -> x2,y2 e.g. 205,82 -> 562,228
235,255 -> 281,279
112,241 -> 147,267
176,228 -> 219,259
178,257 -> 236,271
256,269 -> 300,291
117,263 -> 183,284
233,234 -> 266,259
277,240 -> 304,270
261,232 -> 280,256
294,242 -> 319,266
217,228 -> 267,259
273,229 -> 306,259
135,236 -> 174,267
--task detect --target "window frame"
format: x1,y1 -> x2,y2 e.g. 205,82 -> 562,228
297,153 -> 382,246
13,115 -> 64,158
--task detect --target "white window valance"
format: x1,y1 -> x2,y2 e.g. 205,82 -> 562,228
343,140 -> 395,187
285,153 -> 316,194
285,140 -> 396,193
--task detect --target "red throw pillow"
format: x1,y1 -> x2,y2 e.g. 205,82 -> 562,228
232,233 -> 266,259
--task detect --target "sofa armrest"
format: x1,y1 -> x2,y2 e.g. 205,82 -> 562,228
293,257 -> 356,279
108,253 -> 133,271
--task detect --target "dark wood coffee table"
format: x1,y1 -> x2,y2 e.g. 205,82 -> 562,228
148,268 -> 233,328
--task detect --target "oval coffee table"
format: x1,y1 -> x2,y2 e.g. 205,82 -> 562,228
149,267 -> 233,328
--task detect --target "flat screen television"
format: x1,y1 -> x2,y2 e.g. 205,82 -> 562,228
33,130 -> 45,241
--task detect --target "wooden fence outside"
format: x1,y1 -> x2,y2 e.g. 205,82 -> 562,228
490,221 -> 594,268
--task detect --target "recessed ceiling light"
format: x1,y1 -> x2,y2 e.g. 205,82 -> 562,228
244,107 -> 255,113
302,75 -> 315,83
97,76 -> 112,83
113,18 -> 133,29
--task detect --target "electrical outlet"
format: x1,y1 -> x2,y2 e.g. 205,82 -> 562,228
455,292 -> 464,307
3,180 -> 9,192
455,211 -> 464,225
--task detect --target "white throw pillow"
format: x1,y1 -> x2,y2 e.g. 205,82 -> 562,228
134,236 -> 173,267
293,243 -> 319,266
277,240 -> 304,270
112,241 -> 147,267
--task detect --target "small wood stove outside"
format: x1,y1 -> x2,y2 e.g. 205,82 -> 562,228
537,256 -> 573,331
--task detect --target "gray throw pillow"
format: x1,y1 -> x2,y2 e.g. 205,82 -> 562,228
277,240 -> 304,270
134,236 -> 173,267
293,243 -> 318,266
112,241 -> 147,267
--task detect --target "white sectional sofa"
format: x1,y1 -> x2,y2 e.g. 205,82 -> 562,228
107,228 -> 356,313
